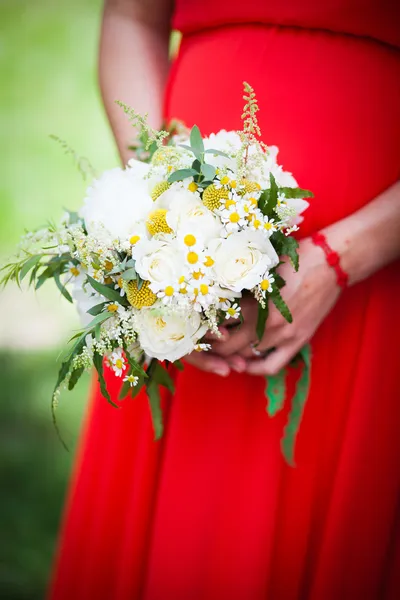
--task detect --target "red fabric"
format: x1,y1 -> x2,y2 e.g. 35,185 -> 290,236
50,5 -> 400,599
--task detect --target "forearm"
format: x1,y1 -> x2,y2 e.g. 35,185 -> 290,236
322,180 -> 400,285
99,0 -> 172,164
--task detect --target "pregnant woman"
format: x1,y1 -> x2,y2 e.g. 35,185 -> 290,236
50,1 -> 400,598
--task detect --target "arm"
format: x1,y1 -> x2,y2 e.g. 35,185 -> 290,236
207,180 -> 400,376
99,0 -> 173,164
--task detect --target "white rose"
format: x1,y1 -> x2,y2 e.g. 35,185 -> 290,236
208,229 -> 279,292
164,189 -> 221,241
80,167 -> 153,241
132,236 -> 186,291
136,306 -> 208,362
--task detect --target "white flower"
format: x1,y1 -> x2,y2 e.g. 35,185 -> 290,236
224,302 -> 241,319
157,284 -> 179,305
80,167 -> 153,241
133,236 -> 186,292
202,130 -> 241,171
220,203 -> 247,232
208,229 -> 279,292
123,373 -> 139,387
136,307 -> 208,362
259,273 -> 275,294
108,348 -> 126,377
194,343 -> 212,352
163,188 -> 221,242
66,262 -> 80,278
114,277 -> 126,297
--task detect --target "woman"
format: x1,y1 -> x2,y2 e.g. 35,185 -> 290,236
50,0 -> 400,598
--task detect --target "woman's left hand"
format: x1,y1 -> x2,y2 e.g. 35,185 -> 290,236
210,237 -> 342,375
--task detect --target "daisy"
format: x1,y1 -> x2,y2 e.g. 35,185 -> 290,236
123,373 -> 139,387
114,276 -> 126,297
259,273 -> 275,294
109,348 -> 126,377
66,262 -> 80,278
224,302 -> 241,319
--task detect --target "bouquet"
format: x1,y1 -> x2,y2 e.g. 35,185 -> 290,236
1,83 -> 313,463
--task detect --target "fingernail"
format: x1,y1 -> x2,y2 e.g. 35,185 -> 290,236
214,367 -> 230,377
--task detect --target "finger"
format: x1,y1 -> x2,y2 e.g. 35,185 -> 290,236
204,326 -> 230,342
184,351 -> 231,377
211,323 -> 255,357
226,354 -> 247,373
250,324 -> 293,356
245,341 -> 299,376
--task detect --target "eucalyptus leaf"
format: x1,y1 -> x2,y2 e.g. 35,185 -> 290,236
204,149 -> 230,158
168,168 -> 198,183
201,163 -> 216,180
190,125 -> 204,154
121,268 -> 137,281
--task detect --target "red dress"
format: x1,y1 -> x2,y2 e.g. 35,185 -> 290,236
50,1 -> 400,598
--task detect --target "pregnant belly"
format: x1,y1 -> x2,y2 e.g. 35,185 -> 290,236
164,24 -> 400,234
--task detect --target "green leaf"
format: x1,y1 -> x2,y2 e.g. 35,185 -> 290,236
152,361 -> 175,393
87,302 -> 107,316
190,125 -> 204,154
146,376 -> 163,440
270,288 -> 292,323
20,255 -> 42,281
191,159 -> 202,172
168,168 -> 198,183
118,378 -> 132,400
84,311 -> 112,331
173,360 -> 184,371
93,352 -> 119,408
125,258 -> 136,268
204,148 -> 230,158
283,237 -> 299,271
52,332 -> 86,398
265,369 -> 286,417
121,268 -> 137,281
54,272 -> 73,303
130,375 -> 146,398
281,344 -> 312,466
87,275 -> 126,303
256,302 -> 269,341
271,231 -> 299,271
280,187 -> 314,199
273,272 -> 286,289
201,163 -> 216,180
68,366 -> 84,391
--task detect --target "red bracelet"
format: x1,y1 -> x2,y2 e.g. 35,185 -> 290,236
311,232 -> 349,288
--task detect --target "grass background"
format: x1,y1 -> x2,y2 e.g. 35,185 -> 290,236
0,1 -> 119,597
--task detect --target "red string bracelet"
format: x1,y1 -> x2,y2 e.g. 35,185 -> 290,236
311,232 -> 349,288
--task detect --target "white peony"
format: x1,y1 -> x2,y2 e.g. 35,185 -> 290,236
80,167 -> 153,241
136,306 -> 208,362
164,189 -> 221,242
132,235 -> 186,291
208,229 -> 279,292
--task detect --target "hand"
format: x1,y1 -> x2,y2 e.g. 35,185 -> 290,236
211,237 -> 342,375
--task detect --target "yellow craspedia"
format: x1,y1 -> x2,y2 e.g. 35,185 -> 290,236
202,184 -> 229,211
126,280 -> 157,309
151,181 -> 170,201
146,209 -> 173,236
239,179 -> 261,195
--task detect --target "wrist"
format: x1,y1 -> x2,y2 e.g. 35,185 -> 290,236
311,231 -> 349,289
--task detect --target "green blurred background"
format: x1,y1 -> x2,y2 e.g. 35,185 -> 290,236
0,1 -> 119,597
